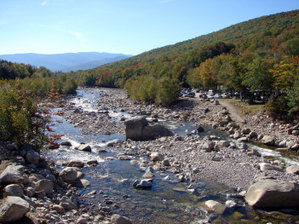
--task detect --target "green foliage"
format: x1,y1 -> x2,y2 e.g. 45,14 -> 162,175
155,77 -> 180,106
62,77 -> 77,94
265,95 -> 289,117
287,74 -> 299,114
0,86 -> 46,145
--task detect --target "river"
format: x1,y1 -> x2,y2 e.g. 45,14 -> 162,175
43,88 -> 299,224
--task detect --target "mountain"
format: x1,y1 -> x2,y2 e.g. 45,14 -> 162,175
83,10 -> 298,106
0,52 -> 131,72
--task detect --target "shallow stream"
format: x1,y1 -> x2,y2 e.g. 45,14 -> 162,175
44,89 -> 298,224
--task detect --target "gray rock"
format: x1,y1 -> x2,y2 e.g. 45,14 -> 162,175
61,141 -> 72,146
133,179 -> 152,189
53,204 -> 65,213
286,165 -> 299,175
106,139 -> 122,147
87,160 -> 98,166
242,128 -> 251,135
150,152 -> 164,161
217,140 -> 230,147
111,214 -> 132,224
0,196 -> 30,222
60,198 -> 78,210
77,144 -> 91,152
34,179 -> 54,194
59,167 -> 82,182
261,135 -> 276,146
248,131 -> 258,139
142,167 -> 155,179
162,159 -> 170,166
0,165 -> 24,185
204,200 -> 225,214
245,179 -> 299,208
259,163 -> 283,172
233,131 -> 241,139
68,160 -> 85,168
26,150 -> 40,165
4,184 -> 24,197
202,141 -> 214,152
125,117 -> 173,141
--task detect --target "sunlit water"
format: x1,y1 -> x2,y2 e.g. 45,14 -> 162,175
44,88 -> 299,223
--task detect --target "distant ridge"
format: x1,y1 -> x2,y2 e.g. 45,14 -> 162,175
0,52 -> 131,72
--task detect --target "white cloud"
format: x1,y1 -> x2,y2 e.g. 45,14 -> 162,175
41,0 -> 48,6
69,31 -> 87,43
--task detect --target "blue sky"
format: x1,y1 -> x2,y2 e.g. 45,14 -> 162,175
0,0 -> 298,55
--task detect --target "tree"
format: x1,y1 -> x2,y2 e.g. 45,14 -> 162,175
155,77 -> 180,106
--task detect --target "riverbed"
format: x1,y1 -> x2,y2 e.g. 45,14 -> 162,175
44,88 -> 299,224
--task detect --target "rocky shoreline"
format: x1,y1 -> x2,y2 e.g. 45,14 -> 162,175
0,87 -> 298,223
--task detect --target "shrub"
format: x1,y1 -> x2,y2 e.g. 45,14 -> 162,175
0,86 -> 46,145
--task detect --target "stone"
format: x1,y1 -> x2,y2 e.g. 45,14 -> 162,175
77,179 -> 90,188
0,196 -> 30,222
68,160 -> 85,168
150,152 -> 164,161
133,179 -> 152,189
212,155 -> 222,162
59,167 -> 82,182
242,128 -> 251,135
248,131 -> 258,139
53,204 -> 65,213
0,165 -> 24,185
261,135 -> 276,146
202,141 -> 214,152
259,163 -> 283,172
106,139 -> 122,147
225,200 -> 238,208
61,141 -> 72,146
60,198 -> 78,210
26,150 -> 40,165
4,184 -> 24,197
130,160 -> 139,165
204,200 -> 225,214
217,140 -> 230,147
245,179 -> 299,208
125,117 -> 173,141
286,165 -> 299,175
233,131 -> 241,139
162,159 -> 170,166
111,214 -> 132,224
34,179 -> 54,194
197,126 -> 205,133
292,129 -> 299,136
77,144 -> 91,152
87,160 -> 98,166
142,167 -> 155,179
214,100 -> 220,105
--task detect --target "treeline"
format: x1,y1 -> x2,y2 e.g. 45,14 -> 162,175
71,10 -> 298,116
0,60 -> 78,145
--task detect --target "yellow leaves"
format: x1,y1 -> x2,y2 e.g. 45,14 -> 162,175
270,57 -> 298,91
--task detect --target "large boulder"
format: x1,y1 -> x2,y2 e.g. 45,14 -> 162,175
125,117 -> 173,141
0,165 -> 24,185
59,167 -> 82,182
286,165 -> 299,175
0,196 -> 30,222
245,179 -> 299,208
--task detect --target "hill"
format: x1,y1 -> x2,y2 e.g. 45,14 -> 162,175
0,52 -> 131,72
73,10 -> 298,115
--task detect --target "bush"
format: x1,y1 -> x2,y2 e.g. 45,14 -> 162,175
265,94 -> 289,118
0,87 -> 46,145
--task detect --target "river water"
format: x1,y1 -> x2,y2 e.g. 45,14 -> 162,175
44,89 -> 298,224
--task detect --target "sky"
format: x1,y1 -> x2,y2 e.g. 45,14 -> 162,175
0,0 -> 298,56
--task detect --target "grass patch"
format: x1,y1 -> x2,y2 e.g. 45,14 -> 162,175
220,98 -> 265,115
232,101 -> 264,115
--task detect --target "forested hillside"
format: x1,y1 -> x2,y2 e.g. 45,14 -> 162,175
75,10 -> 298,116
